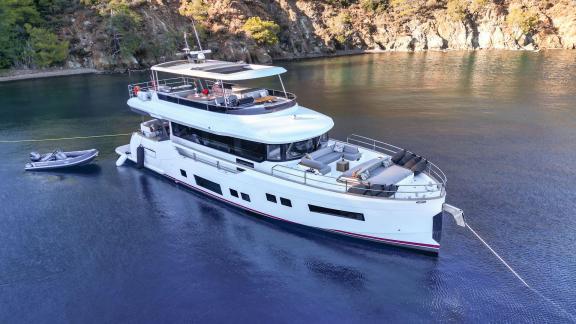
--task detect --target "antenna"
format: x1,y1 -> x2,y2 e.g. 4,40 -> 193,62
191,20 -> 203,52
183,32 -> 191,55
177,20 -> 211,63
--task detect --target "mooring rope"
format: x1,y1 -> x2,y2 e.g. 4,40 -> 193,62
0,133 -> 132,143
466,223 -> 575,320
466,223 -> 529,287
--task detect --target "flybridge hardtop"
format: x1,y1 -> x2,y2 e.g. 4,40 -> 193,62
152,59 -> 287,81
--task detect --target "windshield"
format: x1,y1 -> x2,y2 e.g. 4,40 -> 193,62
285,139 -> 315,159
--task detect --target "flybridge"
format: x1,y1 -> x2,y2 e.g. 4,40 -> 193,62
152,59 -> 287,81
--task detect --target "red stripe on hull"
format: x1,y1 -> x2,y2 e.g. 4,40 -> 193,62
165,174 -> 439,252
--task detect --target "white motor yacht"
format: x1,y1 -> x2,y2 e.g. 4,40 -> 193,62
116,44 -> 462,254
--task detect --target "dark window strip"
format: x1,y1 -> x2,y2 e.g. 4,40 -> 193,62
194,175 -> 222,195
308,205 -> 365,221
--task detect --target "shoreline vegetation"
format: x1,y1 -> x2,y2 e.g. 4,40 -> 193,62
0,47 -> 560,83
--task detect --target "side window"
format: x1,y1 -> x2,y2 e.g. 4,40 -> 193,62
241,193 -> 251,202
266,193 -> 277,203
267,144 -> 282,161
230,189 -> 239,198
180,169 -> 187,177
280,197 -> 292,207
194,175 -> 222,195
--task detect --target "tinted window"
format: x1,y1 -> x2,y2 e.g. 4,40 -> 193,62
180,169 -> 187,177
280,198 -> 292,207
241,193 -> 251,202
266,194 -> 277,203
194,175 -> 222,195
285,139 -> 315,160
308,205 -> 365,221
230,189 -> 239,197
267,144 -> 282,161
172,122 -> 266,162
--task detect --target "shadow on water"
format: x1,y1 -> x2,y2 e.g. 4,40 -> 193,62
24,164 -> 102,176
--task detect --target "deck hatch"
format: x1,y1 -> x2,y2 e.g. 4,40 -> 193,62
308,205 -> 365,221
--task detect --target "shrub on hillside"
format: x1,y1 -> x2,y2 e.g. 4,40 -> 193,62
506,6 -> 539,33
242,17 -> 280,46
389,0 -> 420,18
446,0 -> 468,21
324,0 -> 353,6
360,0 -> 387,12
178,0 -> 208,22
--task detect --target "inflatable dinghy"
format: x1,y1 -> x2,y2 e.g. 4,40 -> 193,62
25,149 -> 99,171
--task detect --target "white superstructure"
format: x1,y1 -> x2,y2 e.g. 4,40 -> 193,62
116,55 -> 456,254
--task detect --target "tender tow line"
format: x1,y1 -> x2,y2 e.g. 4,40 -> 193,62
0,133 -> 132,143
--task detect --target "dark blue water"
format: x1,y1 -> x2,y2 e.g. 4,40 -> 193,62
1,51 -> 575,323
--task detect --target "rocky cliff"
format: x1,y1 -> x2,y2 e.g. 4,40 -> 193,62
60,0 -> 576,70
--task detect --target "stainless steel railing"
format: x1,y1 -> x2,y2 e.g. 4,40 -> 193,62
170,132 -> 446,200
346,134 -> 447,187
128,78 -> 297,114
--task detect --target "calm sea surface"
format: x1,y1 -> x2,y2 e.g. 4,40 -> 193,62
1,51 -> 575,323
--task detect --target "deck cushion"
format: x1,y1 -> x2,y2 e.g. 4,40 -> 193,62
367,165 -> 412,185
341,158 -> 380,178
316,152 -> 342,164
391,150 -> 406,164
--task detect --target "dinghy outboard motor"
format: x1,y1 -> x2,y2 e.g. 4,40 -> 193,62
30,152 -> 41,162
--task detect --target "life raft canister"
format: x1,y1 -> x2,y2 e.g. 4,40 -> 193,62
133,85 -> 141,96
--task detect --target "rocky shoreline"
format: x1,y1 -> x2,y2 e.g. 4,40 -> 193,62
71,1 -> 576,69
0,68 -> 100,83
0,46 -> 565,83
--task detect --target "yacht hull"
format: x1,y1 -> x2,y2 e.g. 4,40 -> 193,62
116,134 -> 444,254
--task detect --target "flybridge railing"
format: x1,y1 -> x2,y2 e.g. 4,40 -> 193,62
128,77 -> 197,98
128,77 -> 296,108
127,77 -> 297,114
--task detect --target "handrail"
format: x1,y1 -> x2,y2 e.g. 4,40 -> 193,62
172,135 -> 446,200
271,164 -> 444,200
346,134 -> 447,186
127,77 -> 297,115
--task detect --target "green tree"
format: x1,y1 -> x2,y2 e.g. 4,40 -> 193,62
109,7 -> 143,59
25,24 -> 69,67
0,0 -> 42,68
242,17 -> 280,46
446,0 -> 467,21
178,0 -> 208,22
506,6 -> 539,34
